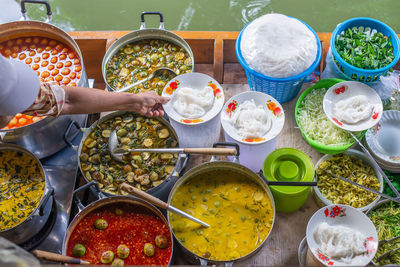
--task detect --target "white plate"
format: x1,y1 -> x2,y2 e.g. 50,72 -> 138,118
161,72 -> 224,125
323,81 -> 383,132
221,91 -> 285,144
306,204 -> 378,266
365,110 -> 400,166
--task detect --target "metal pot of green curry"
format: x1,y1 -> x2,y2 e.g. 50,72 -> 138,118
76,111 -> 186,201
102,11 -> 194,95
0,143 -> 54,244
167,149 -> 276,266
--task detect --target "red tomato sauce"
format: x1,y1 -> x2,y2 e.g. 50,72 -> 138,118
66,203 -> 172,265
0,36 -> 83,130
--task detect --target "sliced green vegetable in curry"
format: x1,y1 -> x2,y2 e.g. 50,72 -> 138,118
0,150 -> 45,231
80,114 -> 178,194
106,39 -> 192,95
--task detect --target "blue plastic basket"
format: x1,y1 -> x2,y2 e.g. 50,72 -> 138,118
331,17 -> 400,84
235,17 -> 322,103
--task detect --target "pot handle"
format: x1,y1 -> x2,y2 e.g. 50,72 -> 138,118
211,142 -> 240,163
140,11 -> 165,30
64,120 -> 81,151
20,0 -> 52,23
73,181 -> 102,212
258,170 -> 317,186
39,188 -> 54,216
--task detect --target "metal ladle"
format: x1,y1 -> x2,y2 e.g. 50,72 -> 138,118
108,130 -> 237,163
120,183 -> 209,228
113,67 -> 177,93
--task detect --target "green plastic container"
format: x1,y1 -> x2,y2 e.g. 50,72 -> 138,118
262,148 -> 315,212
294,78 -> 366,154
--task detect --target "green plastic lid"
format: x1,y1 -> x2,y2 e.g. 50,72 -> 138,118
262,148 -> 315,195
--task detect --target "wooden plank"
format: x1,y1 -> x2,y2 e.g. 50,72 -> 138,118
74,39 -> 106,83
213,38 -> 224,83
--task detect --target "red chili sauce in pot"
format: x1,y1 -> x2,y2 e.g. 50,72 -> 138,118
66,203 -> 172,265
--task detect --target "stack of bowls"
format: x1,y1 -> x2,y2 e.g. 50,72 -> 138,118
365,110 -> 400,173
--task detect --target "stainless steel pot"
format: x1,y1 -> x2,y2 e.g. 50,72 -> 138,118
101,11 -> 195,92
0,0 -> 87,158
0,143 -> 54,244
62,182 -> 173,266
167,143 -> 276,266
69,111 -> 188,201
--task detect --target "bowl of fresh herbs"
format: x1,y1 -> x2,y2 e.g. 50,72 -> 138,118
331,17 -> 400,83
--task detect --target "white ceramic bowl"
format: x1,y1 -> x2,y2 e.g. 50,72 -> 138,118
221,91 -> 285,172
313,149 -> 383,212
306,204 -> 378,266
323,81 -> 383,132
365,110 -> 400,168
162,72 -> 224,147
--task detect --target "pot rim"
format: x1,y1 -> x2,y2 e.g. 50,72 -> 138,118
0,20 -> 87,133
0,143 -> 50,233
61,195 -> 174,265
77,110 -> 183,197
167,160 -> 276,264
101,26 -> 195,92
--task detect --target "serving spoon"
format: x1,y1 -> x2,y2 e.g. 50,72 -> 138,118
32,250 -> 90,265
113,67 -> 177,93
120,183 -> 210,228
108,130 -> 237,162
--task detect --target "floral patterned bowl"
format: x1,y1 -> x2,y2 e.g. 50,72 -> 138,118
306,204 -> 378,266
220,91 -> 285,172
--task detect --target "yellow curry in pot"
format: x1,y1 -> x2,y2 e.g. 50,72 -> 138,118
169,175 -> 274,261
0,150 -> 45,231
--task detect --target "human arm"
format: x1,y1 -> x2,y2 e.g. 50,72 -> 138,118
60,86 -> 169,117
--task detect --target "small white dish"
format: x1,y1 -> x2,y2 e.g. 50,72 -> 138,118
298,236 -> 308,267
306,204 -> 378,266
221,91 -> 285,144
161,72 -> 224,125
365,110 -> 400,166
323,81 -> 383,132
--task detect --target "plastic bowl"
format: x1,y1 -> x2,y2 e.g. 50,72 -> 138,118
235,16 -> 322,103
313,149 -> 384,213
294,78 -> 366,154
331,17 -> 400,83
306,204 -> 378,266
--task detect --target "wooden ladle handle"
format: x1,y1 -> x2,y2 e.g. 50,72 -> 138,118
120,183 -> 169,210
32,250 -> 90,265
184,147 -> 237,155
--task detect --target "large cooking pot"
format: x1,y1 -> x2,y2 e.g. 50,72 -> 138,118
62,182 -> 174,266
0,143 -> 54,244
68,111 -> 188,201
0,0 -> 87,158
101,11 -> 194,92
167,143 -> 276,266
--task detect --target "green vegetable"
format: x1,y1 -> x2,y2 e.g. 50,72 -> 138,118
335,27 -> 395,70
383,170 -> 400,198
143,243 -> 155,257
111,258 -> 124,266
117,244 -> 130,259
368,201 -> 400,265
72,244 -> 86,257
155,235 -> 169,249
94,218 -> 108,230
100,251 -> 114,264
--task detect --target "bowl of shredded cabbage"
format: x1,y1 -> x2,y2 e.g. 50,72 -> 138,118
295,79 -> 366,154
306,204 -> 378,266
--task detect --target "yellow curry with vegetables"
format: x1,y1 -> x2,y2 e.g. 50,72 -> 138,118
0,150 -> 45,231
169,175 -> 273,261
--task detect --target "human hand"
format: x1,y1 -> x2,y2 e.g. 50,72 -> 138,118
135,91 -> 169,117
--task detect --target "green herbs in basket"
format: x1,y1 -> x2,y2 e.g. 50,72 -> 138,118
335,27 -> 395,70
368,201 -> 400,266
